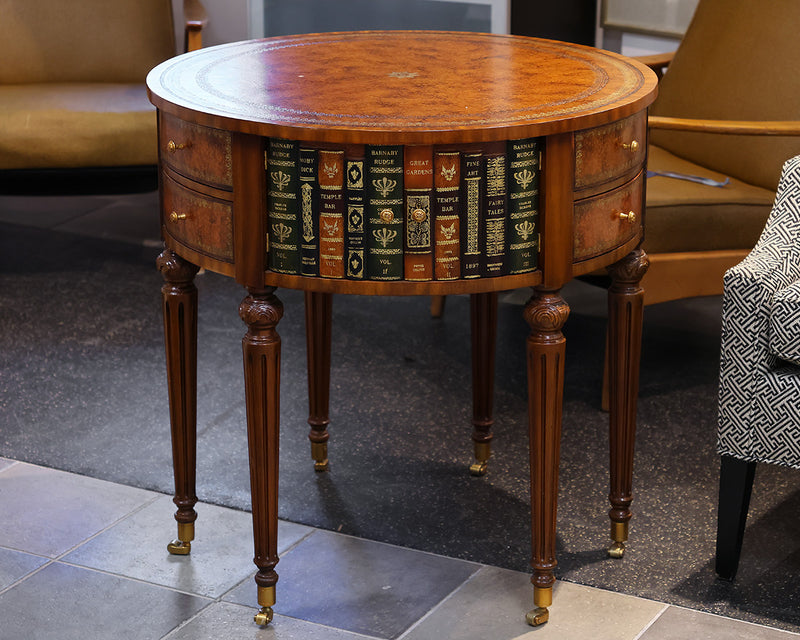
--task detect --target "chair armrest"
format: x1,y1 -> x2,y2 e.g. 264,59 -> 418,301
183,0 -> 208,52
648,116 -> 800,136
633,51 -> 674,80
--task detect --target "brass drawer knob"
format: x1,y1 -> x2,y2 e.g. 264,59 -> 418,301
618,211 -> 637,223
167,140 -> 190,152
169,211 -> 187,223
622,140 -> 639,153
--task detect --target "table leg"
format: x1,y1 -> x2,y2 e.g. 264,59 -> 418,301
157,249 -> 200,556
606,248 -> 648,558
305,291 -> 332,471
239,287 -> 284,626
523,287 -> 569,626
469,292 -> 497,476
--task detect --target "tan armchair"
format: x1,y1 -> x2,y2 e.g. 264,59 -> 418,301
0,0 -> 207,190
637,0 -> 800,305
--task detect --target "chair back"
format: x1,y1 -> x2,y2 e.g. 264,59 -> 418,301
649,0 -> 800,191
0,0 -> 176,84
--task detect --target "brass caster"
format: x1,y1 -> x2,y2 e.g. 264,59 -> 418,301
254,606 -> 274,626
608,541 -> 625,558
469,461 -> 488,476
526,607 -> 549,626
167,539 -> 191,555
311,442 -> 329,472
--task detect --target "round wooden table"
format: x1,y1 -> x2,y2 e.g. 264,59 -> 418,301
147,30 -> 658,627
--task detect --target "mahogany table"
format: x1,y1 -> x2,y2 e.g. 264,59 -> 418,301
146,31 -> 657,627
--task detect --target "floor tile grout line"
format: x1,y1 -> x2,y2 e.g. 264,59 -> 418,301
395,563 -> 488,640
632,604 -> 670,640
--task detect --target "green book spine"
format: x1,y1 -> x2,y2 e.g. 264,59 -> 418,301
460,149 -> 483,279
266,138 -> 301,275
345,146 -> 366,279
299,146 -> 319,277
507,137 -> 541,275
482,141 -> 508,277
365,144 -> 404,280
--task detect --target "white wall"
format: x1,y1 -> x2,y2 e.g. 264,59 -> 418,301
172,0 -> 250,51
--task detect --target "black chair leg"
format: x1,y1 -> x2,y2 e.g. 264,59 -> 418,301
715,455 -> 757,581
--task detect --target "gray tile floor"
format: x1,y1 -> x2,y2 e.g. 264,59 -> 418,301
2,192 -> 799,639
3,457 -> 798,640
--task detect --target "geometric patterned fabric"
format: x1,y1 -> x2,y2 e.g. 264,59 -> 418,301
718,155 -> 800,469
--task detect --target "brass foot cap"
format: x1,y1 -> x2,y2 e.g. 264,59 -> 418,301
526,607 -> 549,626
167,539 -> 191,555
608,541 -> 625,558
469,461 -> 488,476
313,459 -> 330,472
254,606 -> 274,626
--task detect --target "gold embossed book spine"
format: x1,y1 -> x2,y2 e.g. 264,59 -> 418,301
345,145 -> 366,280
433,148 -> 461,280
266,138 -> 301,275
403,145 -> 434,281
507,137 -> 541,275
482,140 -> 508,277
318,149 -> 345,279
460,148 -> 483,279
299,145 -> 320,277
365,144 -> 404,280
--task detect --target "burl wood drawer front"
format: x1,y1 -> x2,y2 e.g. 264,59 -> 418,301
162,173 -> 234,263
574,112 -> 646,195
160,114 -> 233,189
574,171 -> 643,262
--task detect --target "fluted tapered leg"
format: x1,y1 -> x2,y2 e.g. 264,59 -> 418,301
469,292 -> 497,476
239,287 -> 284,626
157,248 -> 200,555
524,287 -> 569,626
305,291 -> 332,471
606,248 -> 648,558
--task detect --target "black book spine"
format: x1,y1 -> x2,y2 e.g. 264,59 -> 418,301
299,146 -> 319,277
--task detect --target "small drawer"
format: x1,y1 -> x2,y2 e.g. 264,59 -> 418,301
574,112 -> 646,195
160,114 -> 233,189
574,171 -> 643,262
162,172 -> 234,263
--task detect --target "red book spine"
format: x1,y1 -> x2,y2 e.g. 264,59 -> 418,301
433,149 -> 461,280
318,149 -> 345,278
403,145 -> 434,281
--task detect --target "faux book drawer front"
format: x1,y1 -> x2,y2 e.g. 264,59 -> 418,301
159,114 -> 233,189
574,112 -> 646,196
162,172 -> 234,263
573,171 -> 643,262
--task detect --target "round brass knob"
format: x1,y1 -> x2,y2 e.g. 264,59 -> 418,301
622,140 -> 639,153
411,208 -> 427,223
169,211 -> 187,223
618,211 -> 637,223
379,209 -> 394,223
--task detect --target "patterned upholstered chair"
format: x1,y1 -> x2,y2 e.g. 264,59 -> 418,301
716,154 -> 800,580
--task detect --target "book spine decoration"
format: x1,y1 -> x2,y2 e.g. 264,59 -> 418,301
433,149 -> 461,280
507,137 -> 541,274
365,145 -> 404,280
266,138 -> 301,275
482,141 -> 508,277
318,149 -> 345,278
460,149 -> 483,278
345,146 -> 366,279
299,146 -> 319,277
403,145 -> 434,281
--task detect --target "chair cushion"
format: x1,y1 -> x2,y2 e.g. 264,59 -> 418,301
769,280 -> 800,365
644,145 -> 776,254
0,84 -> 157,169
